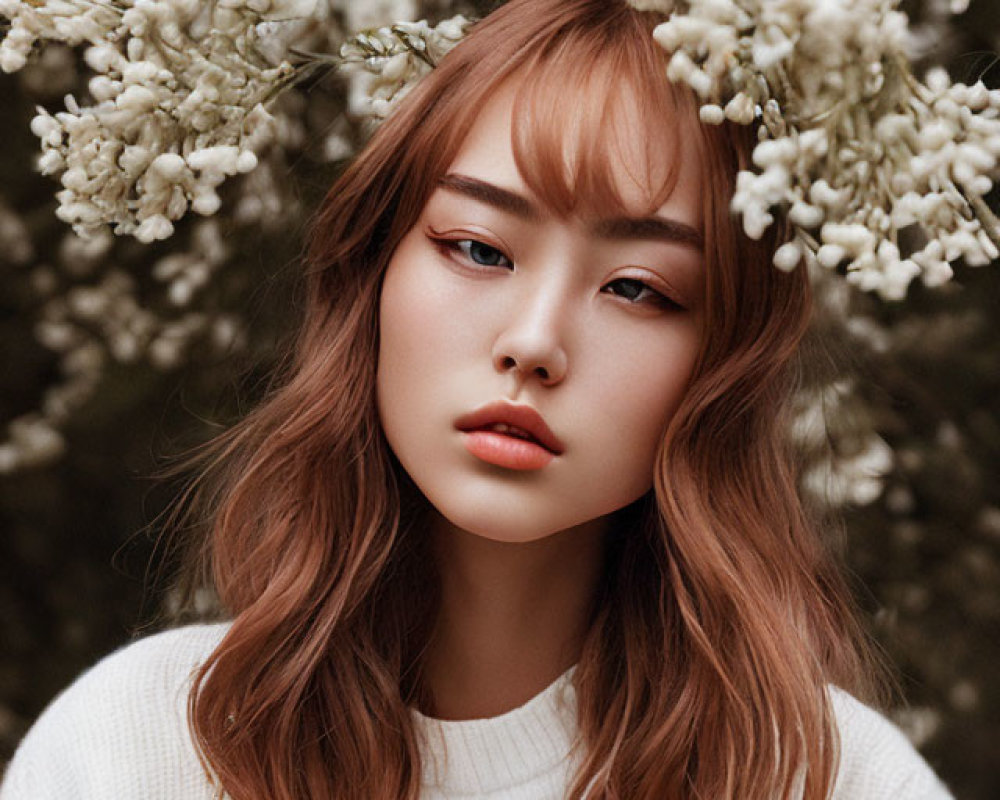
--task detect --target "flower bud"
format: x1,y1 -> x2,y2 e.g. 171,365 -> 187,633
136,214 -> 174,243
117,85 -> 158,112
699,104 -> 725,125
773,241 -> 802,271
149,153 -> 188,182
752,139 -> 796,169
191,189 -> 221,216
789,201 -> 824,229
817,244 -> 847,268
30,112 -> 61,143
724,93 -> 755,125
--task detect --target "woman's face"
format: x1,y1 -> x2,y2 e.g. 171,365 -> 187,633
377,81 -> 706,543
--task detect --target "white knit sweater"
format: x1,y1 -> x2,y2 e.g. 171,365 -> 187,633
0,623 -> 955,799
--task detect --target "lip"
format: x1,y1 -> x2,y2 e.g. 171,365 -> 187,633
454,401 -> 565,456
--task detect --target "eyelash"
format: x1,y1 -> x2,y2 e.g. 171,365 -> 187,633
429,235 -> 685,311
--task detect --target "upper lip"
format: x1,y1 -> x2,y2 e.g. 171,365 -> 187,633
455,401 -> 565,455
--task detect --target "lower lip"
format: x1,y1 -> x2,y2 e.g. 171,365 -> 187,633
461,430 -> 556,470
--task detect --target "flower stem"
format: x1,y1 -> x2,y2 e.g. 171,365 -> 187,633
969,194 -> 1000,252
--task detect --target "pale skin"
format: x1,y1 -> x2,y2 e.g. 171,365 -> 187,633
376,77 -> 707,720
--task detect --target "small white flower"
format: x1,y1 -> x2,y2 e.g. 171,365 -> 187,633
136,214 -> 175,243
808,181 -> 850,211
191,188 -> 222,216
742,205 -> 775,241
30,110 -> 61,143
724,92 -> 755,124
699,104 -> 726,124
817,244 -> 847,269
752,139 -> 797,170
0,48 -> 27,72
0,201 -> 34,264
0,416 -> 65,473
789,201 -> 824,229
773,241 -> 803,272
149,153 -> 189,182
752,37 -> 794,71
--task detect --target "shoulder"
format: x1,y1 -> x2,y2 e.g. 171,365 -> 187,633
827,685 -> 955,800
20,622 -> 232,730
1,622 -> 231,800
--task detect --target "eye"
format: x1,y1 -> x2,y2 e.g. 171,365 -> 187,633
603,278 -> 684,311
434,237 -> 514,269
459,239 -> 512,268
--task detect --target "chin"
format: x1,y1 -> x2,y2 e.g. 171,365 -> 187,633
429,497 -> 574,543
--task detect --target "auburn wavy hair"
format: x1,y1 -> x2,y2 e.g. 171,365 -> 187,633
167,0 -> 895,797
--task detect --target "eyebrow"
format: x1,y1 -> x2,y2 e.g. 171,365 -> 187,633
437,173 -> 704,251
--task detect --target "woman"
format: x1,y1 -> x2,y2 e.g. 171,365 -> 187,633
1,0 -> 956,798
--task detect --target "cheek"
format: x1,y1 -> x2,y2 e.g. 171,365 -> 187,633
632,339 -> 698,433
379,238 -> 481,364
380,246 -> 441,355
378,249 -> 432,425
376,236 -> 477,433
583,325 -> 700,488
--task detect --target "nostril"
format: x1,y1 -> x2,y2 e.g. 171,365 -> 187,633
498,354 -> 554,382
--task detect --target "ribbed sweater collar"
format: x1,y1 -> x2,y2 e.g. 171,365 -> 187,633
409,664 -> 580,795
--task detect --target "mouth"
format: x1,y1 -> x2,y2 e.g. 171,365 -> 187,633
455,401 -> 565,471
476,421 -> 546,445
459,428 -> 556,470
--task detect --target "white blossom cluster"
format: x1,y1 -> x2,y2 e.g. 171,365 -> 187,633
0,217 -> 242,475
337,0 -> 417,31
40,221 -> 238,366
0,0 -> 321,242
0,414 -> 66,474
0,0 -> 395,473
633,0 -> 1000,300
791,378 -> 894,507
0,0 -> 118,73
0,200 -> 34,265
339,15 -> 471,119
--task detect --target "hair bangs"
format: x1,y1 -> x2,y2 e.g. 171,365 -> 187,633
508,12 -> 700,221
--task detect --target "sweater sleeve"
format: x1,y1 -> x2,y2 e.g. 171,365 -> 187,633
0,623 -> 230,800
829,686 -> 955,800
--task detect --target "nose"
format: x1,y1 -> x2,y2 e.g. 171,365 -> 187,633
491,289 -> 569,387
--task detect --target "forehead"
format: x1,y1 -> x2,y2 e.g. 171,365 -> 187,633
444,73 -> 704,229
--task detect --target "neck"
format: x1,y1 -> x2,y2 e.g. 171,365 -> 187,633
418,509 -> 610,720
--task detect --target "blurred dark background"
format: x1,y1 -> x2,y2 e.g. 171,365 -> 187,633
1,0 -> 998,797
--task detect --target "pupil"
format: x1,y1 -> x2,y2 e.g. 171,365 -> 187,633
617,279 -> 642,301
471,242 -> 503,266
